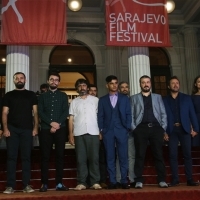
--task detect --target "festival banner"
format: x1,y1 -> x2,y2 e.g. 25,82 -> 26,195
1,0 -> 66,45
105,0 -> 171,47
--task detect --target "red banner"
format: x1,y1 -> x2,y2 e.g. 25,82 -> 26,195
1,0 -> 66,45
106,0 -> 171,47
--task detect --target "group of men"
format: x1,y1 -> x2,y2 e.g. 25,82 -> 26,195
1,72 -> 199,194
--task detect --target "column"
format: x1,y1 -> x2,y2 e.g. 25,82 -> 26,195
105,46 -> 121,78
128,47 -> 151,95
6,46 -> 29,92
29,46 -> 40,92
183,27 -> 200,93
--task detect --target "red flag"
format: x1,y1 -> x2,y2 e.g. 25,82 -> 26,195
105,0 -> 171,47
1,0 -> 66,45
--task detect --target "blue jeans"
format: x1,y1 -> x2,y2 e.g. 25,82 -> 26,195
116,131 -> 136,183
6,125 -> 33,188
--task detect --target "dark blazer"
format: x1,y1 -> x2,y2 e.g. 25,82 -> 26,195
98,93 -> 131,133
163,92 -> 199,135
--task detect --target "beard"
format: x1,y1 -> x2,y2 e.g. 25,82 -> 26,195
49,85 -> 57,90
121,90 -> 129,95
169,87 -> 179,93
15,82 -> 25,89
78,89 -> 88,96
141,87 -> 150,93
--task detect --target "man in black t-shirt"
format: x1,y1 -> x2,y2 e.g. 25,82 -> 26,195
2,72 -> 38,194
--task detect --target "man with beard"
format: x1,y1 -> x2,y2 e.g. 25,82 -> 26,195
2,72 -> 38,194
88,84 -> 98,97
130,75 -> 168,189
98,75 -> 131,189
69,79 -> 101,190
116,81 -> 136,188
163,76 -> 199,187
38,72 -> 69,192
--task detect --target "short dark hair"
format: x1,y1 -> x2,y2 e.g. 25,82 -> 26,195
40,83 -> 49,90
118,81 -> 129,88
75,79 -> 89,89
89,84 -> 98,90
13,72 -> 26,79
192,75 -> 200,94
105,75 -> 118,83
139,75 -> 151,83
48,72 -> 60,81
168,76 -> 180,86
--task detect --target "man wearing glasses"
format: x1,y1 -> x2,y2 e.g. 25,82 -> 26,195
38,72 -> 69,192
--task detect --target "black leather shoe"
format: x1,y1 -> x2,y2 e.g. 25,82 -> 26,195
130,182 -> 136,188
107,183 -> 117,189
116,182 -> 121,189
121,183 -> 130,189
168,181 -> 179,187
39,184 -> 48,192
187,180 -> 199,186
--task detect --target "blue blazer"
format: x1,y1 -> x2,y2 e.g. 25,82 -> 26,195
98,93 -> 131,133
163,92 -> 199,134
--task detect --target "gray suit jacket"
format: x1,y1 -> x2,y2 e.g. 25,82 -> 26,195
130,93 -> 167,131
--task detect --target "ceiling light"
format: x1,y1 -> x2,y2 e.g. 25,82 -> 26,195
166,0 -> 175,13
68,58 -> 72,62
2,58 -> 6,62
68,0 -> 82,12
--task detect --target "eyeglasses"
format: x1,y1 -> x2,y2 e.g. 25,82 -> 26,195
49,78 -> 59,83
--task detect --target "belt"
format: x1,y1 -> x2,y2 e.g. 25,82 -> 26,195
140,123 -> 159,128
174,123 -> 181,127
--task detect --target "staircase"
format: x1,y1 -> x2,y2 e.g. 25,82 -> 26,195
0,145 -> 200,191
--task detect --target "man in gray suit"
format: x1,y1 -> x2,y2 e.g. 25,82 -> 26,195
130,75 -> 168,189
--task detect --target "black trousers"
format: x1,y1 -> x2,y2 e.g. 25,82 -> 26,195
40,127 -> 66,185
99,140 -> 107,183
134,125 -> 166,183
6,125 -> 33,188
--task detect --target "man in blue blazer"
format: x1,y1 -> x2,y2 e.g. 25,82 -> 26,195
98,75 -> 131,189
163,76 -> 199,187
131,75 -> 168,189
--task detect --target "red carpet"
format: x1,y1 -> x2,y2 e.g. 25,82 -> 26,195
0,186 -> 200,200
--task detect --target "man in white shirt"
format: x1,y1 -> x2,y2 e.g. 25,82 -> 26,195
69,79 -> 101,191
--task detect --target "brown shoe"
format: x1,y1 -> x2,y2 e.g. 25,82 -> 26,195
100,183 -> 107,189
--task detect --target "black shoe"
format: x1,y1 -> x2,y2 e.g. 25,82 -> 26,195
168,181 -> 179,187
107,183 -> 117,189
187,180 -> 199,186
116,182 -> 121,189
39,184 -> 48,192
130,182 -> 136,188
121,183 -> 130,189
56,183 -> 69,191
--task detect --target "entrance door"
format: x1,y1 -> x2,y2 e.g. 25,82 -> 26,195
149,47 -> 171,96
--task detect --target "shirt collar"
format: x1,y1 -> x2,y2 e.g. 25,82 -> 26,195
109,92 -> 118,97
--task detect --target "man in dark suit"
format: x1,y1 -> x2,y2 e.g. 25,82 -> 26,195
98,75 -> 131,189
163,76 -> 199,187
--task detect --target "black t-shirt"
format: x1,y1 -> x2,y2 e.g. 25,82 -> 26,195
3,90 -> 38,129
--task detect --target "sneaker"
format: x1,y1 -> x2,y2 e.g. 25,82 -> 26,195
56,183 -> 69,191
3,187 -> 14,194
23,185 -> 34,193
90,183 -> 102,190
39,184 -> 48,192
135,182 -> 143,189
74,184 -> 86,191
159,181 -> 168,188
